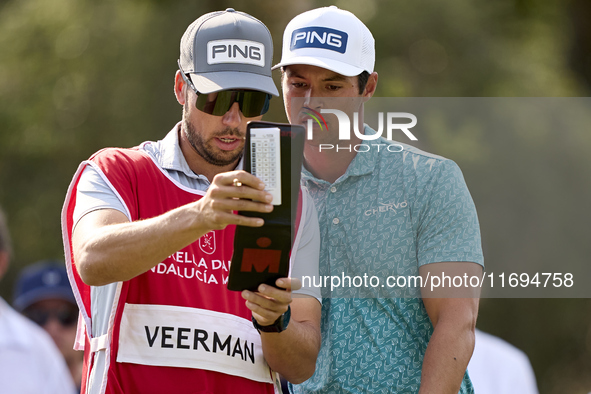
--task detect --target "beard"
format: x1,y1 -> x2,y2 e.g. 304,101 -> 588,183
182,105 -> 244,167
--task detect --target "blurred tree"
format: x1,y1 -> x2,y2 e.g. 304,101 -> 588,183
0,0 -> 589,392
568,0 -> 591,91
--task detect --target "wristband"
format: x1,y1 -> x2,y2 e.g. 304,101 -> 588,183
252,306 -> 291,333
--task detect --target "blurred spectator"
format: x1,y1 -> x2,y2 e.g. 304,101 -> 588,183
468,328 -> 539,394
14,260 -> 83,391
0,206 -> 77,394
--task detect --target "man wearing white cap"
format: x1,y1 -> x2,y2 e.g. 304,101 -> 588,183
275,6 -> 484,393
62,9 -> 320,394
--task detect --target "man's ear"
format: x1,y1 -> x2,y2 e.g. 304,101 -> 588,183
174,70 -> 187,105
279,67 -> 286,91
362,72 -> 378,100
0,251 -> 9,282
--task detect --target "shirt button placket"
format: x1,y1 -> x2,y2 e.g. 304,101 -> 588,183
328,184 -> 339,225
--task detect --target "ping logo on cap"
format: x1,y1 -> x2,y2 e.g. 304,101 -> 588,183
207,39 -> 265,67
290,27 -> 348,54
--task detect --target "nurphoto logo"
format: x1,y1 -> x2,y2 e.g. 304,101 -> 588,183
303,107 -> 418,152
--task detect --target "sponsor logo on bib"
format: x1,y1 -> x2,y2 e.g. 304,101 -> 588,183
199,231 -> 216,254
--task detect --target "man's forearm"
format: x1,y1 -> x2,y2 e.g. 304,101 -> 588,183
418,320 -> 475,394
260,319 -> 320,384
73,204 -> 210,286
257,297 -> 321,384
72,171 -> 273,286
418,263 -> 482,393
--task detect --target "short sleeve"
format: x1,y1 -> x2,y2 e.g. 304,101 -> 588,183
72,165 -> 129,226
291,190 -> 322,303
415,160 -> 484,267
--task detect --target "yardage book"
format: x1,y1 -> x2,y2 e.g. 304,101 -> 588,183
227,121 -> 305,292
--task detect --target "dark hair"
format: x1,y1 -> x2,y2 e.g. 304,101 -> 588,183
357,71 -> 370,94
281,67 -> 370,95
0,207 -> 12,259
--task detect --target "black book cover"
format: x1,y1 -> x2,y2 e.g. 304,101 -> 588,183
227,121 -> 305,291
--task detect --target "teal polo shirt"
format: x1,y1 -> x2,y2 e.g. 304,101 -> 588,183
291,126 -> 484,394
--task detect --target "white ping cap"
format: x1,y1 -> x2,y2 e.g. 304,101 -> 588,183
273,6 -> 375,76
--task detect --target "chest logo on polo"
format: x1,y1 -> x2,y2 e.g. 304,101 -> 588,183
290,26 -> 348,54
207,39 -> 265,67
365,200 -> 407,216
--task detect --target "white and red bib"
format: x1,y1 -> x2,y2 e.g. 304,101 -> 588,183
62,148 -> 303,394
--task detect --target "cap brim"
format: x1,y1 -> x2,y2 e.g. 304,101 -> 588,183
13,288 -> 77,312
272,56 -> 365,77
190,72 -> 279,96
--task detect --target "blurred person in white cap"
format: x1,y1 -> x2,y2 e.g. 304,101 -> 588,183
0,207 -> 77,394
275,6 -> 483,394
14,260 -> 84,391
62,9 -> 320,394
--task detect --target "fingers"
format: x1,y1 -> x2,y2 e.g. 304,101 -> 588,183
198,170 -> 275,229
241,278 -> 298,326
215,170 -> 265,191
245,301 -> 287,326
202,210 -> 265,228
277,277 -> 302,292
211,171 -> 274,205
209,194 -> 273,213
242,288 -> 289,326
